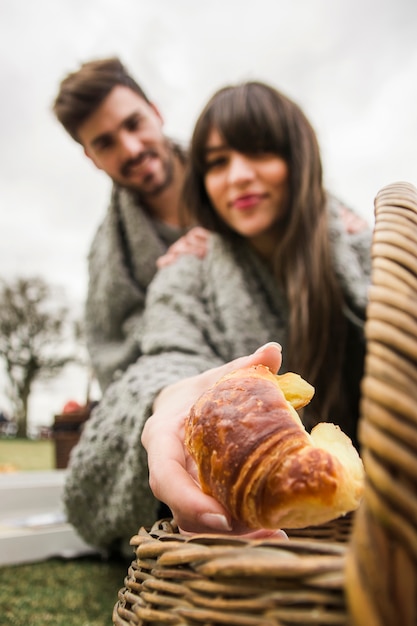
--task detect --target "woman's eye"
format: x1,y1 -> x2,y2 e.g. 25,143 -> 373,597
205,156 -> 227,170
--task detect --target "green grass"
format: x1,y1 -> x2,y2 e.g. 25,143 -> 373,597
0,439 -> 131,625
0,555 -> 129,625
0,438 -> 55,471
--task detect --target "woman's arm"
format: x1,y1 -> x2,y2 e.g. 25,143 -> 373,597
63,254 -> 225,550
142,342 -> 283,534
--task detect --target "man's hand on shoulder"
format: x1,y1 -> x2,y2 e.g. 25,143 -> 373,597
156,227 -> 210,269
340,206 -> 369,234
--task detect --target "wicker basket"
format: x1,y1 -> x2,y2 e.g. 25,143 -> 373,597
113,182 -> 417,626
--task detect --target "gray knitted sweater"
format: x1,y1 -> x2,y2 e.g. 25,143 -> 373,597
64,196 -> 372,551
85,184 -> 185,391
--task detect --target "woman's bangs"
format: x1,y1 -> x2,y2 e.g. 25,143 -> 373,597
193,83 -> 290,170
216,87 -> 287,156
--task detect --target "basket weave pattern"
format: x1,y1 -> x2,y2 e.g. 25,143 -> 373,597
345,182 -> 417,626
113,517 -> 353,626
113,182 -> 417,626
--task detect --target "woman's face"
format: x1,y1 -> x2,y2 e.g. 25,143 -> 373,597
203,127 -> 289,256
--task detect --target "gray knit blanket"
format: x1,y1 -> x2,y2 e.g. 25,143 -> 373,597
64,194 -> 372,552
85,184 -> 184,391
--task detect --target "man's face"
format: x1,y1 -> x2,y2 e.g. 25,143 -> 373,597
78,85 -> 174,196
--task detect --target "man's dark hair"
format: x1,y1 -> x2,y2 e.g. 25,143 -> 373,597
52,57 -> 150,143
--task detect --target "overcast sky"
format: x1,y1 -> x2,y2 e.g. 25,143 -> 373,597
1,0 -> 416,427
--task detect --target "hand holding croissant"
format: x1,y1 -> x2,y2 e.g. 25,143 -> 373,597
185,364 -> 364,530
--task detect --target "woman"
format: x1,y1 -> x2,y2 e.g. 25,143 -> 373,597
142,81 -> 371,533
179,81 -> 369,432
63,82 -> 371,550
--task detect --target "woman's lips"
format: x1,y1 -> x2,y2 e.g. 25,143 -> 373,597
231,193 -> 266,210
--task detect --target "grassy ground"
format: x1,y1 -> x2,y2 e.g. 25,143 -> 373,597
0,439 -> 130,625
0,438 -> 55,471
0,555 -> 129,626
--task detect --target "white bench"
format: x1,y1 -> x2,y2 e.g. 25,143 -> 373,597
0,469 -> 99,565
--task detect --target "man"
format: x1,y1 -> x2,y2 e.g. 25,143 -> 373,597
53,57 -> 207,391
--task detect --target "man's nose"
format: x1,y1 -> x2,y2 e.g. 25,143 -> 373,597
119,132 -> 142,159
227,154 -> 255,185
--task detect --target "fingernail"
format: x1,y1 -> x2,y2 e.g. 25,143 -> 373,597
255,342 -> 282,354
200,513 -> 232,532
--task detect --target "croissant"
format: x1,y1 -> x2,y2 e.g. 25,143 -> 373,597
185,364 -> 364,529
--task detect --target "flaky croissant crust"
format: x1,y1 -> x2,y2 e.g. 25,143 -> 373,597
185,364 -> 364,529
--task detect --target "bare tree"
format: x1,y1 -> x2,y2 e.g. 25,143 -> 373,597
0,276 -> 80,437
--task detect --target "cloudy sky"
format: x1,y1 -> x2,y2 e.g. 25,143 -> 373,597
1,0 -> 416,427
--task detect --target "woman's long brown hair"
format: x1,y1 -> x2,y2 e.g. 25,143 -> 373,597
183,82 -> 348,423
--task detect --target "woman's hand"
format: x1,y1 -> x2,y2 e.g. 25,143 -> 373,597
141,342 -> 284,535
156,227 -> 209,269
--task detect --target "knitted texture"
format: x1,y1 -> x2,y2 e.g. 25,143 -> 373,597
64,195 -> 372,551
85,184 -> 184,391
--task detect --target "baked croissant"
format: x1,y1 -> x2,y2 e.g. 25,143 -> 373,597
185,364 -> 364,529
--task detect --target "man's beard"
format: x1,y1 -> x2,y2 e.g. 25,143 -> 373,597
118,145 -> 175,198
140,155 -> 174,198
